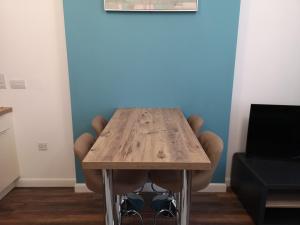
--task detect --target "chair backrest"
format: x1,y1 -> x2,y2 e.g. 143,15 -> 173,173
74,133 -> 103,193
74,133 -> 95,161
187,115 -> 204,135
192,131 -> 223,191
91,115 -> 108,137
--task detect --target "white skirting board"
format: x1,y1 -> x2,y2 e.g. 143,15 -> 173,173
0,178 -> 19,200
74,182 -> 227,193
74,183 -> 93,193
225,177 -> 231,186
16,178 -> 76,187
199,183 -> 227,192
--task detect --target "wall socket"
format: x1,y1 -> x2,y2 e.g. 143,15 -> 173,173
0,73 -> 6,89
38,143 -> 48,151
10,80 -> 26,89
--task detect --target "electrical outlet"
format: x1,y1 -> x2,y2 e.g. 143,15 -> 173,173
0,73 -> 6,89
10,80 -> 26,89
38,143 -> 48,151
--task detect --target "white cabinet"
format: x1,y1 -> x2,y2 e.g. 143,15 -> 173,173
0,112 -> 19,199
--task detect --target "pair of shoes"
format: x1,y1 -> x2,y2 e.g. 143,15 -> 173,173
119,192 -> 177,225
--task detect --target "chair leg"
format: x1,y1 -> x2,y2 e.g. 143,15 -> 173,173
120,209 -> 143,225
124,210 -> 144,225
156,207 -> 178,225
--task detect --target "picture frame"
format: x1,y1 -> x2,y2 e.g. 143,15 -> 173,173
104,0 -> 198,12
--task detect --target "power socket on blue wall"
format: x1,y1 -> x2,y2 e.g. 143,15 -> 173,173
63,0 -> 241,183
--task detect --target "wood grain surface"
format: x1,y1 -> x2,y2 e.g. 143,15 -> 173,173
266,192 -> 300,208
0,107 -> 12,117
0,188 -> 254,225
83,108 -> 211,170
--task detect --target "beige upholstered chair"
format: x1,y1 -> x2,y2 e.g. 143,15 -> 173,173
74,133 -> 147,225
149,115 -> 204,193
192,131 -> 223,191
187,115 -> 204,135
74,133 -> 103,193
92,115 -> 108,137
150,131 -> 223,225
113,170 -> 148,194
149,170 -> 182,193
74,132 -> 147,194
149,130 -> 223,193
91,115 -> 148,194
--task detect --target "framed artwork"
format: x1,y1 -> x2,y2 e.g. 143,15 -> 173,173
104,0 -> 198,12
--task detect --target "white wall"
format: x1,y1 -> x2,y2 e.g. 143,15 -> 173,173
0,0 -> 75,186
1,0 -> 300,187
226,0 -> 300,181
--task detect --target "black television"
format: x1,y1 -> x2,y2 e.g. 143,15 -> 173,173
246,104 -> 300,160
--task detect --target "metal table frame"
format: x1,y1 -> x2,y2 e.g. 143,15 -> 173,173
103,169 -> 192,225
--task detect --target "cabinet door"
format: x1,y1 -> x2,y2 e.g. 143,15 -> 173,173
0,114 -> 19,192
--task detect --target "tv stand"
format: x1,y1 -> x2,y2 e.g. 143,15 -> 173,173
231,153 -> 300,225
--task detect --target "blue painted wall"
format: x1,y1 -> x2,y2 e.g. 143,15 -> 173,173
63,0 -> 240,183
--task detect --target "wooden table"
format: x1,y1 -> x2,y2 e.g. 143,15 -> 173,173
83,108 -> 211,225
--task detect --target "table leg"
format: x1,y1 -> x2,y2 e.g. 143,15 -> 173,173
180,170 -> 192,225
103,169 -> 115,225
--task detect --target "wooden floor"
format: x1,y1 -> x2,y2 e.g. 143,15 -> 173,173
0,188 -> 254,225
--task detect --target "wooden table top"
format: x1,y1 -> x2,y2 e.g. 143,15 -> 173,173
0,107 -> 12,117
83,108 -> 211,170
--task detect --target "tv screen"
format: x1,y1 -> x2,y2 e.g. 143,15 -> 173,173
246,104 -> 300,160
